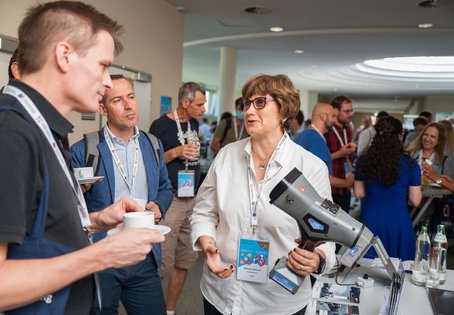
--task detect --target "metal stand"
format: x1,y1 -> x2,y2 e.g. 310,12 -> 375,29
341,236 -> 398,281
411,186 -> 452,227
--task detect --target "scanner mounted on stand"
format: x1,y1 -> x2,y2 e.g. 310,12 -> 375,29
269,167 -> 397,294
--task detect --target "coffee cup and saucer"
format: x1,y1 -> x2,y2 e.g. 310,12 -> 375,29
74,167 -> 104,184
107,198 -> 171,236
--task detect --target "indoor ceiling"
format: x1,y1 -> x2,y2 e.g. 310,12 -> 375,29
164,0 -> 454,100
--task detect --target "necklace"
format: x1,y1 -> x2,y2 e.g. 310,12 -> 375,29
252,150 -> 272,170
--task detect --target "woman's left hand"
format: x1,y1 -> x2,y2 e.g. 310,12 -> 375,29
287,247 -> 321,276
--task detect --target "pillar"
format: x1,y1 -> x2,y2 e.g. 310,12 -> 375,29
217,46 -> 237,119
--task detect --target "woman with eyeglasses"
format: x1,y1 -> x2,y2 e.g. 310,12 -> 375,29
191,74 -> 335,315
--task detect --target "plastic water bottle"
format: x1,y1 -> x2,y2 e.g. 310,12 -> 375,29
427,225 -> 448,286
411,225 -> 431,286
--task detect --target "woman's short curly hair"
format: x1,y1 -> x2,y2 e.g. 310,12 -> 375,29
242,74 -> 300,130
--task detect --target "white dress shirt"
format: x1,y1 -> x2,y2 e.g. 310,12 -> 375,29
104,125 -> 148,202
191,134 -> 335,315
357,126 -> 376,156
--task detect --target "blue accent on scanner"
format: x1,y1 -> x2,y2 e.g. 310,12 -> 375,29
307,218 -> 325,231
271,272 -> 296,291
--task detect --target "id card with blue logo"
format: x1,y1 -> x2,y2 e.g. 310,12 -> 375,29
237,238 -> 270,283
344,161 -> 351,176
177,170 -> 195,197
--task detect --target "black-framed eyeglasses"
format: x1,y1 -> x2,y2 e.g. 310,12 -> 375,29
242,97 -> 275,111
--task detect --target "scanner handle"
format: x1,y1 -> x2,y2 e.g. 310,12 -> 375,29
298,239 -> 315,251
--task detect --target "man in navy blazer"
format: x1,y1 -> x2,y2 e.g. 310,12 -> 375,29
71,74 -> 173,315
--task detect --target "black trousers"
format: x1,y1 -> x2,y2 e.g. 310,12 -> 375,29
203,298 -> 306,315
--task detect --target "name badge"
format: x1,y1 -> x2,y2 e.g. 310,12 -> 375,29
344,161 -> 351,176
237,238 -> 270,284
177,170 -> 195,197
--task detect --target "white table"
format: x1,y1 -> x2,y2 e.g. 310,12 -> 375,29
399,269 -> 454,315
316,263 -> 454,314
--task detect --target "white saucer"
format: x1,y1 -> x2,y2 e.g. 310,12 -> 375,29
153,225 -> 171,235
107,225 -> 171,236
77,176 -> 104,184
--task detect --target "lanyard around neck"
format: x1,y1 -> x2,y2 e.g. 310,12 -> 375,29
103,126 -> 140,196
174,109 -> 191,145
333,125 -> 348,147
246,134 -> 287,234
174,109 -> 193,169
3,85 -> 91,228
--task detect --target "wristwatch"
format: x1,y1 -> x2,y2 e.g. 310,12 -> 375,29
435,178 -> 443,185
315,252 -> 326,274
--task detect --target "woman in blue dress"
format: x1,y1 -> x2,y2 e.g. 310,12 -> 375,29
354,116 -> 422,260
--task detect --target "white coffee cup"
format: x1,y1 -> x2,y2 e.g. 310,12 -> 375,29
123,211 -> 155,229
74,167 -> 93,179
132,198 -> 147,210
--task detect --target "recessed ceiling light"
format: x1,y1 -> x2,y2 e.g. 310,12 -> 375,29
364,56 -> 454,72
418,23 -> 434,29
270,27 -> 284,32
294,50 -> 304,54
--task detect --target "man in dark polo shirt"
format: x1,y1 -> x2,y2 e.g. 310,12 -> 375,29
0,2 -> 164,314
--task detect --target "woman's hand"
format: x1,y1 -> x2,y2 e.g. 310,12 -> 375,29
197,236 -> 233,279
422,163 -> 437,182
287,247 -> 322,276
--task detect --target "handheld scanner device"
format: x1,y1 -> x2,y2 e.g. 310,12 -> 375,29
268,168 -> 374,293
269,168 -> 367,247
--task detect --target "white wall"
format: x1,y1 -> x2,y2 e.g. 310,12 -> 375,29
0,0 -> 184,144
423,96 -> 454,121
0,51 -> 10,88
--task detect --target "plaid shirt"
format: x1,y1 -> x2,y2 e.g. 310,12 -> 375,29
324,124 -> 352,195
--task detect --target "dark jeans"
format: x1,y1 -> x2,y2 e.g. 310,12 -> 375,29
91,254 -> 165,315
203,298 -> 306,315
333,193 -> 351,213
